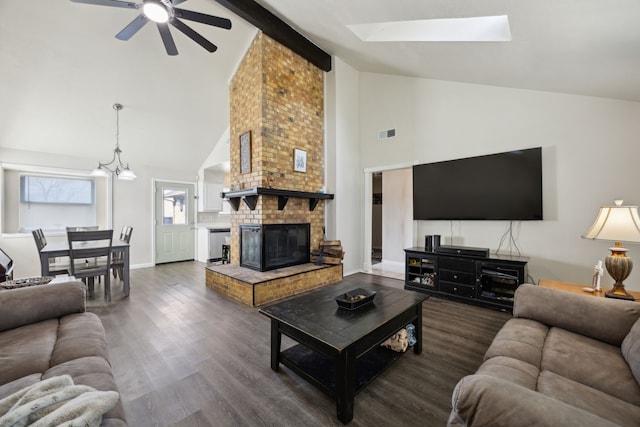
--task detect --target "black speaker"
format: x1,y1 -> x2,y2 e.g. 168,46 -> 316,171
424,235 -> 433,252
432,235 -> 441,250
435,245 -> 489,258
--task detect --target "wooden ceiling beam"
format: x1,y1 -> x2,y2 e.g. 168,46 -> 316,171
214,0 -> 332,72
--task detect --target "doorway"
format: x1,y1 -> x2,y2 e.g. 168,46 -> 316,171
371,172 -> 383,264
365,166 -> 414,281
154,180 -> 195,264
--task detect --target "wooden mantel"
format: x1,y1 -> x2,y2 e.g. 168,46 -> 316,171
221,187 -> 334,211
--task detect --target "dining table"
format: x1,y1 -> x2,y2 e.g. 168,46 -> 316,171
39,240 -> 130,297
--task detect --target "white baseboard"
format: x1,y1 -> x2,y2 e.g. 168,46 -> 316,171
378,260 -> 405,270
344,268 -> 364,277
131,263 -> 154,270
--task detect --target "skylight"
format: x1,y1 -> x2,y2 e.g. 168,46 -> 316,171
347,15 -> 511,42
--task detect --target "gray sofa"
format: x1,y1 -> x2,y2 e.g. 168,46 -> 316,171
0,281 -> 127,426
449,283 -> 640,427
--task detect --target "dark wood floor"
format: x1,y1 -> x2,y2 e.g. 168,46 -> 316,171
88,262 -> 510,427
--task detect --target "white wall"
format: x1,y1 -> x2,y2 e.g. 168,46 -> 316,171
0,147 -> 196,278
325,58 -> 362,276
198,127 -> 230,174
357,73 -> 640,290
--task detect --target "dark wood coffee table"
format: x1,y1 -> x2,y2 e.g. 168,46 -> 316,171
259,282 -> 428,424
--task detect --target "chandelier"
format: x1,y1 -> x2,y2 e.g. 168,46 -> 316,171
91,103 -> 137,181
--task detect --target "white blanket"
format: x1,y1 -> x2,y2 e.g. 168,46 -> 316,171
0,375 -> 119,427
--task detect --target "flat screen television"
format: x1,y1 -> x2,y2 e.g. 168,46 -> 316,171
413,147 -> 543,221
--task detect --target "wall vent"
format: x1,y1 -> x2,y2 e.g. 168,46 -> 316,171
378,128 -> 397,140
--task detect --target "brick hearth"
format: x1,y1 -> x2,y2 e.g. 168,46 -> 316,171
206,263 -> 343,306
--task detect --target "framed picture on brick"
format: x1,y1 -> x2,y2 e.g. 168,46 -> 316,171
294,148 -> 307,172
240,131 -> 251,174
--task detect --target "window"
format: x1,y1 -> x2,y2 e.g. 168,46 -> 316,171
1,164 -> 110,234
19,174 -> 96,233
162,188 -> 188,225
21,175 -> 94,204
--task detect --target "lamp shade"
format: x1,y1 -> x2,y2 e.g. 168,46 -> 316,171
91,167 -> 110,178
582,200 -> 640,243
118,169 -> 137,181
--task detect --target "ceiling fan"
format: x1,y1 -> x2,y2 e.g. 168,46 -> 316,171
70,0 -> 232,55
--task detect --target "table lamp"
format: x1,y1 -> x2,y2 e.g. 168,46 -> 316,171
582,200 -> 640,300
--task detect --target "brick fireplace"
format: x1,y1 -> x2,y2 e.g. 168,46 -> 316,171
205,32 -> 342,305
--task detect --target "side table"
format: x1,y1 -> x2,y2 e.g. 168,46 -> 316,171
538,279 -> 640,301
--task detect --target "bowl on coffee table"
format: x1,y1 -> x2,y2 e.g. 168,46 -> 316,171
335,288 -> 376,310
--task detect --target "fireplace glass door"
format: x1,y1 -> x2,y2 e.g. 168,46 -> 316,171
240,223 -> 310,271
240,225 -> 261,270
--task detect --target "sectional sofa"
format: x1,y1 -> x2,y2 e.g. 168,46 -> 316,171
449,283 -> 640,426
0,280 -> 126,426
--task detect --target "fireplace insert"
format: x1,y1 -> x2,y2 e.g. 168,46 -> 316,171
240,223 -> 310,271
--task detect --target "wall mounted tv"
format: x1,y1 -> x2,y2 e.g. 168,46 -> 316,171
413,147 -> 543,221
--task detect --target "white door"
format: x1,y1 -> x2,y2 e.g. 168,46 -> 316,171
155,181 -> 195,264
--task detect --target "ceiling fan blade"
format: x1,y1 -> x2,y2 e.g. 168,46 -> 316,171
171,0 -> 189,5
157,23 -> 178,56
173,8 -> 232,30
70,0 -> 139,10
171,19 -> 217,52
116,14 -> 149,40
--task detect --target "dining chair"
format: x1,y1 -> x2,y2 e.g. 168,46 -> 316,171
66,226 -> 99,231
32,228 -> 70,276
112,226 -> 133,280
67,229 -> 114,302
66,226 -> 101,281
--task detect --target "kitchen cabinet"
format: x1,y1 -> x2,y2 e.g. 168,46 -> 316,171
197,227 -> 210,262
204,183 -> 223,211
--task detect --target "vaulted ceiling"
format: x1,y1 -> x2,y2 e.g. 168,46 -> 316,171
1,0 -> 639,172
262,0 -> 640,102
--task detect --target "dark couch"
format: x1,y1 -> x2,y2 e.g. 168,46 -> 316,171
0,281 -> 126,426
449,283 -> 640,426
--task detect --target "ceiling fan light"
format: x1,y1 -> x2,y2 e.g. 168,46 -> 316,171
143,1 -> 169,23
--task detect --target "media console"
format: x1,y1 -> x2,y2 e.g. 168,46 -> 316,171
404,246 -> 529,311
